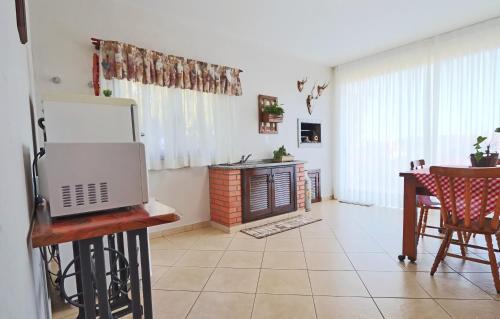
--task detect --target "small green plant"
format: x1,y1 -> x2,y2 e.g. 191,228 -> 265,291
102,89 -> 112,97
263,102 -> 285,116
473,136 -> 488,162
495,127 -> 500,133
273,145 -> 290,160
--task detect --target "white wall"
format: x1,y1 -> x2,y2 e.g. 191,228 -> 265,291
28,0 -> 333,229
0,1 -> 50,318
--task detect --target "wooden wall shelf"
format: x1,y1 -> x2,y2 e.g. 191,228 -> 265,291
258,95 -> 279,134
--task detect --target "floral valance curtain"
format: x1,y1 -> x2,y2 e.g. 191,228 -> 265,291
99,40 -> 243,96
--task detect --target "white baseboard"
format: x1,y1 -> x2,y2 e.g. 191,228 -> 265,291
148,221 -> 211,239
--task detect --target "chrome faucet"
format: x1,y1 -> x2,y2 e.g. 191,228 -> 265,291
239,154 -> 252,164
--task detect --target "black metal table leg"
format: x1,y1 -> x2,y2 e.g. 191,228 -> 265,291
78,240 -> 97,319
92,238 -> 112,319
117,233 -> 128,284
107,234 -> 119,294
127,231 -> 143,319
66,232 -> 151,319
138,229 -> 153,318
108,233 -> 134,316
72,242 -> 85,319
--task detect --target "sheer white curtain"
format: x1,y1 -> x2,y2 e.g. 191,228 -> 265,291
101,79 -> 237,169
432,30 -> 500,164
333,18 -> 500,208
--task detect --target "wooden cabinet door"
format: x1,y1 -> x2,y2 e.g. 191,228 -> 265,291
271,166 -> 296,214
242,168 -> 272,223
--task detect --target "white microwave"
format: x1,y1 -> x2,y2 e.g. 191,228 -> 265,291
38,142 -> 148,218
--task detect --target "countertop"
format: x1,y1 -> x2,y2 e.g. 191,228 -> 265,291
209,160 -> 306,170
31,199 -> 179,247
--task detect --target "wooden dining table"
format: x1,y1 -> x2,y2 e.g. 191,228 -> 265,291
399,166 -> 500,262
398,169 -> 433,262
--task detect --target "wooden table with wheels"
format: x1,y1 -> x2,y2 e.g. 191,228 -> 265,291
32,202 -> 180,319
398,170 -> 433,262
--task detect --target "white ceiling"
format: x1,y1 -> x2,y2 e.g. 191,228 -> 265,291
124,0 -> 500,66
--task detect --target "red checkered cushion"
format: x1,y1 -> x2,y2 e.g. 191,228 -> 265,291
414,173 -> 500,220
416,195 -> 440,208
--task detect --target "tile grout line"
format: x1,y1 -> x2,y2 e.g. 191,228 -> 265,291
336,215 -> 475,317
182,230 -> 237,318
152,287 -> 479,300
454,264 -> 497,300
328,224 -> 387,319
151,210 -> 499,317
453,237 -> 498,299
359,217 -> 495,313
399,249 -> 468,317
407,233 -> 497,302
152,260 -> 485,273
406,271 -> 454,318
151,233 -> 201,319
432,299 -> 455,318
299,227 -> 319,319
56,203 -> 500,319
250,236 -> 267,319
151,287 -> 390,298
150,285 -> 497,301
345,211 -> 470,316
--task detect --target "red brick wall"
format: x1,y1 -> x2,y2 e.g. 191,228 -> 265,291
209,169 -> 242,227
296,163 -> 305,209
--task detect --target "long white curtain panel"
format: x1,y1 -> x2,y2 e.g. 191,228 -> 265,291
333,18 -> 500,208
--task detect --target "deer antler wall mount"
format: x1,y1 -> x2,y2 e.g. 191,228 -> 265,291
297,78 -> 329,115
297,77 -> 307,92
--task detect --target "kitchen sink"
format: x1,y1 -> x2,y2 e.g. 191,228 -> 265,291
220,159 -> 274,166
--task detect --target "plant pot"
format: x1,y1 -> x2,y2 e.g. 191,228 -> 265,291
262,113 -> 283,123
273,155 -> 294,163
470,153 -> 499,167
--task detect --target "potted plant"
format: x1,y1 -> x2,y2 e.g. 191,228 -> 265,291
492,127 -> 500,152
273,145 -> 294,162
102,89 -> 112,97
262,102 -> 285,123
470,135 -> 499,167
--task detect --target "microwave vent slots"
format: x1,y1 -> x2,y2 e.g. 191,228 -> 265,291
75,184 -> 84,206
100,182 -> 109,203
88,183 -> 97,204
61,185 -> 72,207
60,182 -> 109,208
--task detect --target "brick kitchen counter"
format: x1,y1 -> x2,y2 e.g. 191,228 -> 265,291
209,161 -> 305,231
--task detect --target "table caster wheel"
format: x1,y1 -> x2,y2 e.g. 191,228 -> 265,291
408,256 -> 416,263
398,255 -> 406,262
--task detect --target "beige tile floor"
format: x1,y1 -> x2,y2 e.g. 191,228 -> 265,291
53,200 -> 500,318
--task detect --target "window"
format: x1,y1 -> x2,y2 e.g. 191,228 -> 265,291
101,79 -> 237,169
333,19 -> 500,208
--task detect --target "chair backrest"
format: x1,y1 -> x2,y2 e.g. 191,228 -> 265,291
410,159 -> 426,170
429,166 -> 500,230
